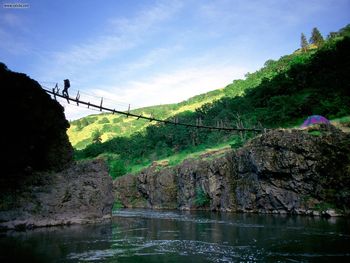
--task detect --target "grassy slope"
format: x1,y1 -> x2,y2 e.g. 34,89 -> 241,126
68,88 -> 225,150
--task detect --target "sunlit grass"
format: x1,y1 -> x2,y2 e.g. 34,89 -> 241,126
331,116 -> 350,123
68,88 -> 227,150
125,137 -> 240,176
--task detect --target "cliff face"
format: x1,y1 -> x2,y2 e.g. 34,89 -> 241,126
233,125 -> 350,215
114,125 -> 350,216
0,64 -> 114,229
0,159 -> 114,230
1,63 -> 73,176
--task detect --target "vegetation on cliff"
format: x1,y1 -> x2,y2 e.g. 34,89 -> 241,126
73,25 -> 350,178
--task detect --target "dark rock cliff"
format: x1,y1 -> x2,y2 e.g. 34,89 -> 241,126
0,64 -> 114,229
114,125 -> 350,216
0,159 -> 114,230
233,125 -> 350,215
1,62 -> 72,176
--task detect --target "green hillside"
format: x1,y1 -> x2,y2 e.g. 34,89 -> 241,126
68,40 -> 309,150
72,25 -> 350,178
68,88 -> 225,150
68,34 -> 319,151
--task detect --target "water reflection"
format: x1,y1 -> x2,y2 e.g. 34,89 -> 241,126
0,209 -> 349,262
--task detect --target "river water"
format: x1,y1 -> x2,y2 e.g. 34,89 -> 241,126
0,209 -> 349,262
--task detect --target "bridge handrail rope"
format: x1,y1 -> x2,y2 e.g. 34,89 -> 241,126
43,86 -> 265,133
42,81 -> 133,108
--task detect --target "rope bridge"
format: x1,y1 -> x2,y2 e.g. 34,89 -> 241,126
42,86 -> 265,133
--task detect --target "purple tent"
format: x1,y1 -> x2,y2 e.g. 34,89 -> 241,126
301,115 -> 330,127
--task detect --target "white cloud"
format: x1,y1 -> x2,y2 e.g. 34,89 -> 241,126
0,13 -> 31,55
0,27 -> 29,55
108,0 -> 182,35
51,35 -> 133,71
100,64 -> 247,108
62,102 -> 98,122
40,1 -> 183,81
1,13 -> 23,27
122,45 -> 182,74
58,62 -> 248,120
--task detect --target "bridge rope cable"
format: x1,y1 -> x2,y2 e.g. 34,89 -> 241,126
42,86 -> 264,133
41,82 -> 133,109
71,88 -> 131,109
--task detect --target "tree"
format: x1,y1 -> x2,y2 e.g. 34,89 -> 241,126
301,33 -> 308,52
327,32 -> 339,39
92,130 -> 102,144
310,27 -> 324,47
109,159 -> 127,179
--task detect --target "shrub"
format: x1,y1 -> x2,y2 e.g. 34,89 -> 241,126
194,186 -> 210,207
98,117 -> 110,124
109,159 -> 127,179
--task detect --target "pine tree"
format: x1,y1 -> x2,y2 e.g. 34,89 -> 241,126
300,33 -> 308,52
310,27 -> 324,47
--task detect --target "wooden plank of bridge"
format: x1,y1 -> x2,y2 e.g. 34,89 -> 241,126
76,91 -> 80,106
127,104 -> 130,118
99,97 -> 103,111
52,88 -> 56,101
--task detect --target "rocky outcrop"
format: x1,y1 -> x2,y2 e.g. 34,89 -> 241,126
114,125 -> 350,216
0,64 -> 114,230
0,159 -> 114,230
1,62 -> 73,176
177,154 -> 235,211
114,165 -> 177,209
233,125 -> 350,215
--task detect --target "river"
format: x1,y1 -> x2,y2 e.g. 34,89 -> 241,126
0,209 -> 349,262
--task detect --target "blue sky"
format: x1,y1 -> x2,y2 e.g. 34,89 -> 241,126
1,0 -> 349,120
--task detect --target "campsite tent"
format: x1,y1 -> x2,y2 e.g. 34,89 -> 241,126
301,115 -> 330,127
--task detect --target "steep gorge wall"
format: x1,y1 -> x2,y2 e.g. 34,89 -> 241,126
114,125 -> 350,216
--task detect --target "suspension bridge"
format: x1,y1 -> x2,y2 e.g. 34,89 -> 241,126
42,85 -> 265,133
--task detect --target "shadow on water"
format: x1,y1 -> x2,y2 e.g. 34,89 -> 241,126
0,209 -> 349,262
